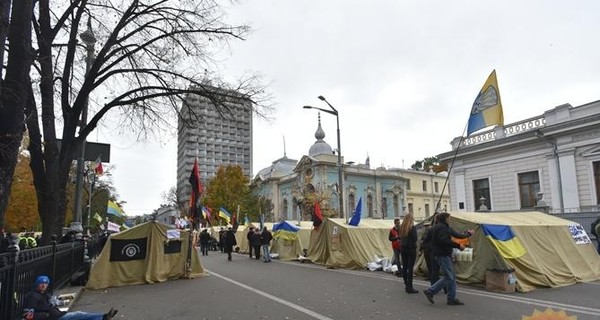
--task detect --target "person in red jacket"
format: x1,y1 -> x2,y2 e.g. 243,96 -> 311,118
388,218 -> 402,276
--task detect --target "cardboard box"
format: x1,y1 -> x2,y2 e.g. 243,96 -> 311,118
485,269 -> 516,293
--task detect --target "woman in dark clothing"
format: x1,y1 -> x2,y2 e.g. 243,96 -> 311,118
399,213 -> 419,294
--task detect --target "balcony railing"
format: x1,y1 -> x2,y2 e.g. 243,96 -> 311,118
454,115 -> 546,149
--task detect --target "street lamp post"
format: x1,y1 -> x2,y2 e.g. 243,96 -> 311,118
72,18 -> 96,232
303,95 -> 344,219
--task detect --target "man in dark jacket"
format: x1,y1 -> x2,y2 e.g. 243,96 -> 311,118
23,275 -> 117,320
246,227 -> 255,258
261,227 -> 273,262
423,212 -> 473,306
199,229 -> 210,256
250,228 -> 262,260
223,227 -> 237,261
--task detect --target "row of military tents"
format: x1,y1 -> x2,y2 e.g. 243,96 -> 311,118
86,211 -> 599,292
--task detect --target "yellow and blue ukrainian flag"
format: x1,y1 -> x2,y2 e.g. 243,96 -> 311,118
218,207 -> 231,223
107,200 -> 124,217
272,221 -> 300,241
481,224 -> 526,259
467,70 -> 504,136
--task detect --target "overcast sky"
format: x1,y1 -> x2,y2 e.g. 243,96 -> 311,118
96,0 -> 600,216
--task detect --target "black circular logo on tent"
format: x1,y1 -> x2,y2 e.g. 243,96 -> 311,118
121,243 -> 141,257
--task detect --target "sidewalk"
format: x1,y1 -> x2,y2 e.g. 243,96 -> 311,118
54,285 -> 85,312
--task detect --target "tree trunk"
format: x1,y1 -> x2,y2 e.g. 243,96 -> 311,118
0,0 -> 33,229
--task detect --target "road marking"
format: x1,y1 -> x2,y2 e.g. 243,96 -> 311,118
207,269 -> 335,320
279,260 -> 600,317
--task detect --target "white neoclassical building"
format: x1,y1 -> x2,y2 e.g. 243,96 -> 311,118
438,100 -> 600,213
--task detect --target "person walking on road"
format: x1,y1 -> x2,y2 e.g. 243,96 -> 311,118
199,229 -> 210,256
223,227 -> 237,261
388,218 -> 402,277
246,227 -> 255,258
23,275 -> 118,320
261,226 -> 273,262
399,213 -> 419,294
423,212 -> 473,306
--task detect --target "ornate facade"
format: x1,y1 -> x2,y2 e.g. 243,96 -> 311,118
251,115 -> 450,222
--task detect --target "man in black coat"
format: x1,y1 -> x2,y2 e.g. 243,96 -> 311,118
250,228 -> 262,260
199,229 -> 210,256
246,227 -> 255,258
223,227 -> 237,261
423,212 -> 473,306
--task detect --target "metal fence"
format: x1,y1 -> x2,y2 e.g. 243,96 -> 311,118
0,240 -> 85,320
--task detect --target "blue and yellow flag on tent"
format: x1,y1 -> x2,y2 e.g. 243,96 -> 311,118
272,221 -> 300,241
467,70 -> 504,136
481,224 -> 526,259
107,200 -> 124,217
218,207 -> 231,223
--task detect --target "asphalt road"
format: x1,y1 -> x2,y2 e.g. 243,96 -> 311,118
73,251 -> 600,320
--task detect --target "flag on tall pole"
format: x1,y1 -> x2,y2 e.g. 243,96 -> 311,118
348,197 -> 362,226
467,70 -> 504,136
313,201 -> 324,228
188,158 -> 202,224
107,200 -> 124,216
219,207 -> 232,224
93,155 -> 104,176
202,206 -> 212,225
232,205 -> 240,231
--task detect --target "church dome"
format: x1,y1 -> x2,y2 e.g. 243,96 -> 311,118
308,113 -> 333,157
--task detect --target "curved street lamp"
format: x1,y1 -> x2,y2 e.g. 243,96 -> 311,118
303,95 -> 344,219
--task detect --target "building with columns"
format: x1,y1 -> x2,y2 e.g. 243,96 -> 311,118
251,115 -> 450,222
438,100 -> 600,213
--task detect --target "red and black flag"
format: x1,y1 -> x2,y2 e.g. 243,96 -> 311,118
313,201 -> 324,228
188,158 -> 203,221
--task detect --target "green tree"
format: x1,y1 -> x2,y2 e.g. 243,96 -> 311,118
0,0 -> 269,243
411,156 -> 448,173
204,165 -> 255,225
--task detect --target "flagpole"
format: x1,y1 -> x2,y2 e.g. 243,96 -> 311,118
435,123 -> 468,213
436,70 -> 503,213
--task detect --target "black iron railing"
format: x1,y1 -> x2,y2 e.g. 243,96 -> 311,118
0,240 -> 85,320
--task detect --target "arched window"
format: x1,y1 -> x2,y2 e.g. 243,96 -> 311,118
382,197 -> 388,218
348,193 -> 356,214
393,195 -> 399,216
367,195 -> 373,217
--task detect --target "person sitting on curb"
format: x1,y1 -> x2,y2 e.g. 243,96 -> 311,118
22,275 -> 118,320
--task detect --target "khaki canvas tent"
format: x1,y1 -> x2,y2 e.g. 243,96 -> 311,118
269,221 -> 315,260
87,221 -> 206,290
307,218 -> 396,269
433,211 -> 600,292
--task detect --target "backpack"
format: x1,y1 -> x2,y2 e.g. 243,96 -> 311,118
592,219 -> 599,237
